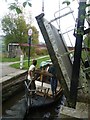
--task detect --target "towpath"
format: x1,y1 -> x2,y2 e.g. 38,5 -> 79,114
0,55 -> 49,79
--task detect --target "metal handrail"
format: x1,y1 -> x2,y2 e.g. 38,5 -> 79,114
54,6 -> 75,22
49,10 -> 74,23
50,6 -> 76,31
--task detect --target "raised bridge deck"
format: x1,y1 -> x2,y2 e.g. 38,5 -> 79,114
35,13 -> 89,106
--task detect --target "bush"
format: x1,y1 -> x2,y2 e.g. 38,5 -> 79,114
35,48 -> 48,56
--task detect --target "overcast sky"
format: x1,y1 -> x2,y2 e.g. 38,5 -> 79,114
31,0 -> 79,46
0,0 -> 79,46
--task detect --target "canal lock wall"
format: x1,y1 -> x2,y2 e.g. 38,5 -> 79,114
1,70 -> 27,102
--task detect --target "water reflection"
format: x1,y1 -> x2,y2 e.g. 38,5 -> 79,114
24,95 -> 66,120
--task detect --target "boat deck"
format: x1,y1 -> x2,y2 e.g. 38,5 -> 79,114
25,80 -> 63,109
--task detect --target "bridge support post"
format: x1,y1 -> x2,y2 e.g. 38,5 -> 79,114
69,0 -> 86,108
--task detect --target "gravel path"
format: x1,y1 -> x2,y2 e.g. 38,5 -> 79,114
0,62 -> 21,78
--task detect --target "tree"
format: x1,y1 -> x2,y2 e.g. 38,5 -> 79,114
5,0 -> 32,14
1,13 -> 39,56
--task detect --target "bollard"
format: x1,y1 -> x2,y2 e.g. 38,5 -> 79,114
20,55 -> 24,69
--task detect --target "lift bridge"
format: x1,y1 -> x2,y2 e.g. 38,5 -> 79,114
36,1 -> 90,108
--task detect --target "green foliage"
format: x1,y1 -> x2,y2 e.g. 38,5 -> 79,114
1,14 -> 39,57
2,14 -> 28,49
31,26 -> 39,44
9,3 -> 22,14
8,0 -> 32,14
25,26 -> 39,56
8,0 -> 22,14
76,28 -> 84,36
23,1 -> 32,8
62,0 -> 70,6
10,55 -> 50,69
82,34 -> 90,61
1,56 -> 21,62
85,3 -> 90,8
84,34 -> 90,48
23,2 -> 27,7
35,48 -> 48,56
28,2 -> 32,7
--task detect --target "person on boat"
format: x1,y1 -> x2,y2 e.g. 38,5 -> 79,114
48,64 -> 57,98
28,59 -> 37,96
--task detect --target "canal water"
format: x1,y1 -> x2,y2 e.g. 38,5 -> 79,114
24,97 -> 64,120
2,90 -> 66,120
2,91 -> 25,115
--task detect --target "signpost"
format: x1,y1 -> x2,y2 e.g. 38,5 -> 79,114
28,29 -> 32,68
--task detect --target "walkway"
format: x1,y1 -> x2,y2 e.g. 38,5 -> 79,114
0,55 -> 49,82
0,62 -> 26,83
0,62 -> 22,78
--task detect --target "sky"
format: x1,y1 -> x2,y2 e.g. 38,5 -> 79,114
0,0 -> 85,46
29,0 -> 79,46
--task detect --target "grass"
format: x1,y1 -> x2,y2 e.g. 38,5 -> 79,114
1,57 -> 27,62
10,55 -> 50,70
